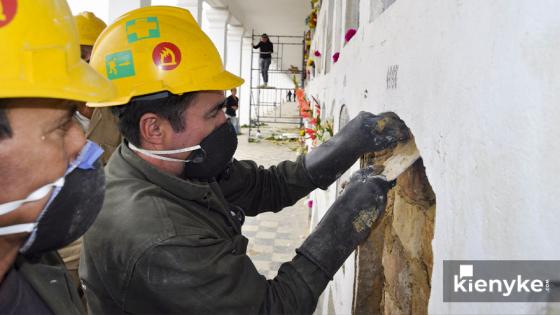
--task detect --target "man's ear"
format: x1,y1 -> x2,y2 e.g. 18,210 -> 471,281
139,113 -> 166,146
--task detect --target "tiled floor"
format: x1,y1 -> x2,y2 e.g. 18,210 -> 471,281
234,131 -> 311,279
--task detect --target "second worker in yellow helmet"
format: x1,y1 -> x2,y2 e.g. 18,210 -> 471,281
72,11 -> 107,131
55,12 -> 122,307
73,11 -> 124,166
80,5 -> 409,314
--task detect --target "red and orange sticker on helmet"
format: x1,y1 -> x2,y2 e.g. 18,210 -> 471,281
152,42 -> 181,71
0,0 -> 17,28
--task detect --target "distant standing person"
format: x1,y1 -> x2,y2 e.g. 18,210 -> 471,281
253,33 -> 273,88
287,90 -> 292,102
225,88 -> 240,134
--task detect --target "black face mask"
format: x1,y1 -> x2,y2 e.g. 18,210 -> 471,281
20,159 -> 105,257
182,121 -> 238,181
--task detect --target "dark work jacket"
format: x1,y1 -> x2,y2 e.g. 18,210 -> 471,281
253,41 -> 273,59
225,95 -> 238,117
7,252 -> 85,314
80,143 -> 329,314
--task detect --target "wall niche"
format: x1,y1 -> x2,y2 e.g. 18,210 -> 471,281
353,138 -> 436,315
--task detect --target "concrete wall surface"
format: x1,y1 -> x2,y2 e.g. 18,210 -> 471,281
307,0 -> 560,314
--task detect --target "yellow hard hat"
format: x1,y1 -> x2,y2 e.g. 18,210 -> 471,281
0,0 -> 116,102
88,6 -> 244,107
74,11 -> 107,46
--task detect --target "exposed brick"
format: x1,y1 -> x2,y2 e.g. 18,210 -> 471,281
382,234 -> 411,314
354,189 -> 395,315
392,193 -> 426,259
421,205 -> 435,280
384,291 -> 406,315
396,159 -> 435,208
410,260 -> 430,315
355,140 -> 435,315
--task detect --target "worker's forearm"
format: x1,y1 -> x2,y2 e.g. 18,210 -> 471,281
261,254 -> 329,315
218,156 -> 317,216
297,169 -> 390,278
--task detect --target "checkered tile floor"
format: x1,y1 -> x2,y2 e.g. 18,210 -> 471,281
243,207 -> 309,278
234,131 -> 310,279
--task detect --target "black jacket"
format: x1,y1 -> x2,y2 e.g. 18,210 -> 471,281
80,143 -> 330,314
253,41 -> 273,59
1,253 -> 85,314
225,95 -> 238,117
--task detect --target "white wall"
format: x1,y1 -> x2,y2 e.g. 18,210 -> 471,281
307,0 -> 560,314
67,0 -> 110,23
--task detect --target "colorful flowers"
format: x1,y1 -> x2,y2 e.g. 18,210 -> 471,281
313,50 -> 322,57
332,52 -> 340,63
306,199 -> 314,208
295,89 -> 333,155
345,28 -> 357,43
305,128 -> 317,140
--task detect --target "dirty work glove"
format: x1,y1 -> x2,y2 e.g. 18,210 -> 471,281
297,166 -> 393,278
304,111 -> 408,189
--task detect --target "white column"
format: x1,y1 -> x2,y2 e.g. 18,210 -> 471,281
359,0 -> 370,28
203,6 -> 229,64
176,0 -> 202,25
226,25 -> 243,76
239,37 -> 252,126
109,0 -> 151,23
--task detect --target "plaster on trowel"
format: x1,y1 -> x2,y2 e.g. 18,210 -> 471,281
378,140 -> 420,181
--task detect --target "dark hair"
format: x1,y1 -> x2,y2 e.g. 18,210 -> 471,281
0,102 -> 13,140
111,92 -> 198,147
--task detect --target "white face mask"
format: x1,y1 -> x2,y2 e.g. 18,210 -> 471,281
0,178 -> 65,236
0,140 -> 103,247
128,142 -> 204,163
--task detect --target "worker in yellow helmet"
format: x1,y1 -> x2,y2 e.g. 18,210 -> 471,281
0,0 -> 115,314
72,11 -> 123,165
80,6 -> 408,314
74,11 -> 106,62
56,11 -> 120,305
72,11 -> 106,131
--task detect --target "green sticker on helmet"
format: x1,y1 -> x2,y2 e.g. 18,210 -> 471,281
105,50 -> 135,80
126,16 -> 160,43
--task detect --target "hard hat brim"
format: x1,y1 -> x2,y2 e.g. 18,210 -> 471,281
0,59 -> 116,103
87,70 -> 244,108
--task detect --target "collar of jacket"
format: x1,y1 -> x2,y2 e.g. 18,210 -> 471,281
119,141 -> 212,202
15,253 -> 84,315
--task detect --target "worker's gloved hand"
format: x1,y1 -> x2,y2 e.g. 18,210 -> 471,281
297,166 -> 393,278
304,111 -> 409,189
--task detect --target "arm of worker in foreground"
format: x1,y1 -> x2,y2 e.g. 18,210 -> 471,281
219,157 -> 316,216
219,111 -> 408,216
124,167 -> 391,315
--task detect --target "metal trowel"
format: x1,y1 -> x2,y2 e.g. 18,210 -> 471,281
378,140 -> 420,181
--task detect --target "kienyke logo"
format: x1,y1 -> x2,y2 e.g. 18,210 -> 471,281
454,264 -> 550,297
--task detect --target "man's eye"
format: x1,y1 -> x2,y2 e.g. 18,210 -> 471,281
210,110 -> 221,118
57,120 -> 73,134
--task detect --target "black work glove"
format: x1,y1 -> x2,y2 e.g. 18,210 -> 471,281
297,166 -> 393,278
304,111 -> 409,189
